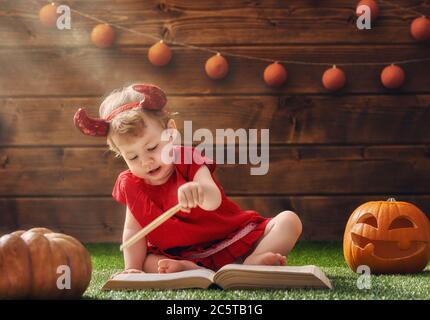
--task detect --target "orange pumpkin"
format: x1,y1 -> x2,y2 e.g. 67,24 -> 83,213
356,0 -> 379,21
0,228 -> 92,299
148,40 -> 172,66
91,24 -> 116,48
410,16 -> 430,42
263,62 -> 288,87
344,198 -> 430,274
205,53 -> 229,80
380,64 -> 405,89
39,3 -> 59,28
322,65 -> 346,92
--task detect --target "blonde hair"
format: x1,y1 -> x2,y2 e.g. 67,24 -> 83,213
99,83 -> 172,157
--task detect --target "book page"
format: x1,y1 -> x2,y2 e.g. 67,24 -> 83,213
102,268 -> 217,291
217,264 -> 316,274
111,268 -> 216,282
214,264 -> 332,290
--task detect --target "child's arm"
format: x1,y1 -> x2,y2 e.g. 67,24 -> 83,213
178,165 -> 222,212
122,207 -> 147,270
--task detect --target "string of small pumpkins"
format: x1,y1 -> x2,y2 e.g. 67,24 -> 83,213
39,1 -> 430,91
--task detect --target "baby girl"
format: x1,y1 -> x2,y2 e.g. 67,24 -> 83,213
74,83 -> 302,274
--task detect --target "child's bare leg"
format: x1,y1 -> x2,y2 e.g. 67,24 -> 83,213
243,211 -> 302,266
143,253 -> 205,273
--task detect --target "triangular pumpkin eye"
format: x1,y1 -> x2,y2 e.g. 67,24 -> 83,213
357,213 -> 378,228
389,216 -> 416,230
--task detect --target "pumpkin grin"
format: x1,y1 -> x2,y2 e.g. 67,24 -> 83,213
344,198 -> 430,273
351,232 -> 427,260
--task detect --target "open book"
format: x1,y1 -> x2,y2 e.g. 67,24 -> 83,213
102,264 -> 332,290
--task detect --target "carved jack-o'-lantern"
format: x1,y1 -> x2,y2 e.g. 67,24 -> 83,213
344,198 -> 430,274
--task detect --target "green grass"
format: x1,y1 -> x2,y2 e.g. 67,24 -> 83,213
83,242 -> 430,300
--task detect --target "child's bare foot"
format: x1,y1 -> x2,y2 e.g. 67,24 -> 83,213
158,258 -> 204,273
243,252 -> 288,266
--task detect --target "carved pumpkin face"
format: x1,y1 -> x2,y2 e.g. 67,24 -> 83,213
344,198 -> 430,274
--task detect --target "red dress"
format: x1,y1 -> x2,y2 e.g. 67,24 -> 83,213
112,146 -> 272,271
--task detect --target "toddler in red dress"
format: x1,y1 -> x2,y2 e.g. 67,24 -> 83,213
74,84 -> 302,274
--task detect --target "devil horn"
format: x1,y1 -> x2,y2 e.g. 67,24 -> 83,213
132,84 -> 167,110
73,108 -> 109,137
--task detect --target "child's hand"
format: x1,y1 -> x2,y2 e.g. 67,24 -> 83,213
177,182 -> 204,213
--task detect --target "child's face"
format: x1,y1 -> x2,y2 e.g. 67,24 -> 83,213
111,117 -> 176,185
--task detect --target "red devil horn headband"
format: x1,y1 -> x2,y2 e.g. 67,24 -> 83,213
73,84 -> 167,137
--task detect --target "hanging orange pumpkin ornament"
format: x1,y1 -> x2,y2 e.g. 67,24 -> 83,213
381,64 -> 405,89
322,65 -> 346,92
263,62 -> 288,87
39,3 -> 59,28
356,0 -> 379,21
148,40 -> 172,66
205,53 -> 229,80
91,24 -> 116,48
410,16 -> 430,42
343,198 -> 430,274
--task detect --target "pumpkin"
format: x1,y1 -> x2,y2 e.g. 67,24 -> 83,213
91,24 -> 116,48
263,62 -> 288,87
410,16 -> 430,42
0,228 -> 92,299
344,198 -> 430,274
148,40 -> 172,66
322,65 -> 346,91
205,53 -> 229,80
356,0 -> 379,21
39,3 -> 59,28
380,64 -> 405,89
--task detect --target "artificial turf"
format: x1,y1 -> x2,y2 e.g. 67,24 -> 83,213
83,241 -> 430,300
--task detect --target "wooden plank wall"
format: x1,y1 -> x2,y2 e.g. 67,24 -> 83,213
1,0 -> 430,242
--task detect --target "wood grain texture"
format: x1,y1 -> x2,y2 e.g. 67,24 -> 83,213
1,145 -> 429,196
1,195 -> 429,242
2,0 -> 430,47
1,0 -> 430,241
1,95 -> 430,146
1,45 -> 430,97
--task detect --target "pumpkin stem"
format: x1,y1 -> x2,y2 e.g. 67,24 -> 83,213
387,197 -> 396,202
